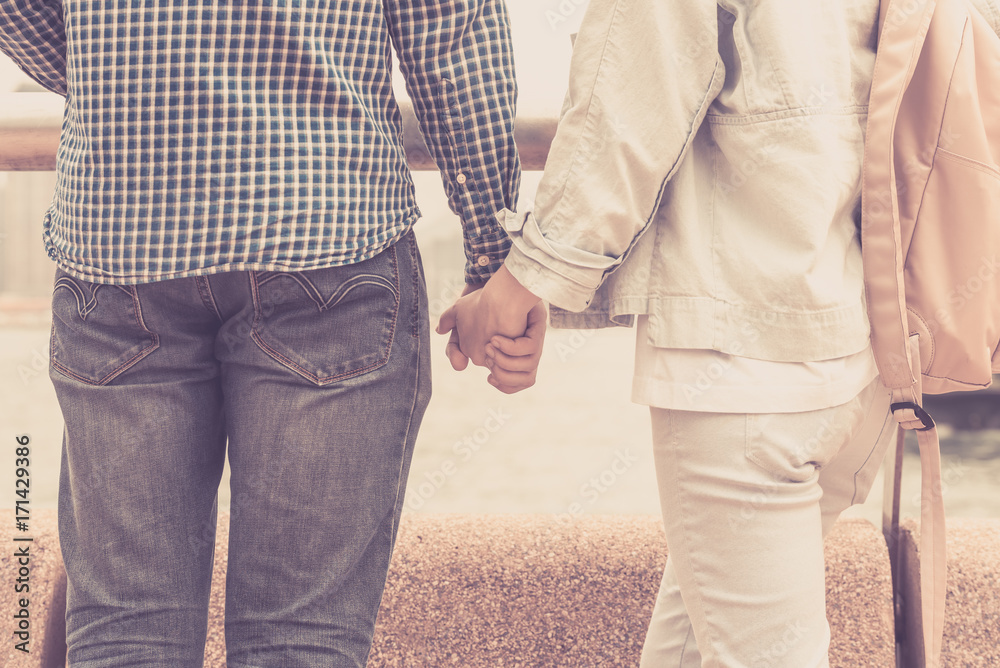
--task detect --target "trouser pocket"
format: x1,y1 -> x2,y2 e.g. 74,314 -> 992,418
249,240 -> 402,385
745,379 -> 877,482
49,269 -> 160,385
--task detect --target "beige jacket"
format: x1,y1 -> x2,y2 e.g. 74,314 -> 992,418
500,0 -> 999,363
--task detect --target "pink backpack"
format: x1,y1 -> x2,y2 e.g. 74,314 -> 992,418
862,0 -> 1000,664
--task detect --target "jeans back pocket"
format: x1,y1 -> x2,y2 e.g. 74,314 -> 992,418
50,271 -> 160,386
249,243 -> 401,385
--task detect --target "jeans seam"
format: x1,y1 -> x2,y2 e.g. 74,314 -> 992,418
196,276 -> 224,322
851,387 -> 894,505
408,231 -> 421,339
679,621 -> 694,666
744,413 -> 769,476
390,322 -> 422,547
661,410 -> 731,662
248,334 -> 394,384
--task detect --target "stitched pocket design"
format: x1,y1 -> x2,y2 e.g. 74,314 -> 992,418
250,245 -> 401,385
49,272 -> 159,385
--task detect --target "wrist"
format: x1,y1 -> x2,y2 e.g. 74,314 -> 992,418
489,265 -> 541,314
479,265 -> 540,337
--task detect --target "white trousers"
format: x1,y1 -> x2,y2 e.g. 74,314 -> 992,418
639,375 -> 895,668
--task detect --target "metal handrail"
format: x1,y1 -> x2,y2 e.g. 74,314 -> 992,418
0,92 -> 556,171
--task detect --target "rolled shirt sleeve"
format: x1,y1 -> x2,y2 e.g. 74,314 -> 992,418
499,0 -> 724,311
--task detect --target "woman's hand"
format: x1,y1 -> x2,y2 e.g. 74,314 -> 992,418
437,266 -> 547,393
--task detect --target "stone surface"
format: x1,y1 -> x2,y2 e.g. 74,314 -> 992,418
367,515 -> 895,667
900,518 -> 1000,668
369,514 -> 665,667
203,510 -> 230,668
0,508 -> 66,667
824,520 -> 897,668
0,511 -> 905,667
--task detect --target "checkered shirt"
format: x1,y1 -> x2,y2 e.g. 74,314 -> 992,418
0,0 -> 520,284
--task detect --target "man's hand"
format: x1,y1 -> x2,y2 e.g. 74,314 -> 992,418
441,282 -> 486,372
437,266 -> 547,393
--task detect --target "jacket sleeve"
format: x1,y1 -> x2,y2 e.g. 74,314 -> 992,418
498,0 -> 724,312
0,0 -> 67,95
382,0 -> 520,285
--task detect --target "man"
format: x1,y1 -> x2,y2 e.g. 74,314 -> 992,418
0,1 -> 523,665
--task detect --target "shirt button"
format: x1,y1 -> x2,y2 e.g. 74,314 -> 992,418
456,173 -> 467,185
476,255 -> 491,267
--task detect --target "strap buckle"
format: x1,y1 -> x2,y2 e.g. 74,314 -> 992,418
890,401 -> 936,431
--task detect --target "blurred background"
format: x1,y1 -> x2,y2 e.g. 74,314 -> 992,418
1,0 -> 997,529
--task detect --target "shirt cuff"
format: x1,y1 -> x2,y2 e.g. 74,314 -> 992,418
464,231 -> 511,285
496,208 -> 618,312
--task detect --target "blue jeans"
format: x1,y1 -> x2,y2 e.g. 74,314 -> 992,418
49,230 -> 431,667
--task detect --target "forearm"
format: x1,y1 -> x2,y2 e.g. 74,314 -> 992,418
499,0 -> 724,310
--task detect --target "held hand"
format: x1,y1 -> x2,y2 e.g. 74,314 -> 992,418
441,282 -> 485,372
437,266 -> 546,392
483,299 -> 547,393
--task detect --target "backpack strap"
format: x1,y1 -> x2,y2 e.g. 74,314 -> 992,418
885,338 -> 947,666
863,0 -> 946,664
862,0 -> 936,395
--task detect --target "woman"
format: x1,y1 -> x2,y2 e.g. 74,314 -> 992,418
439,1 -> 900,665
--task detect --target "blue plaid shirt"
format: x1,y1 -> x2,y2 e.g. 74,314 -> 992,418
0,0 -> 520,285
